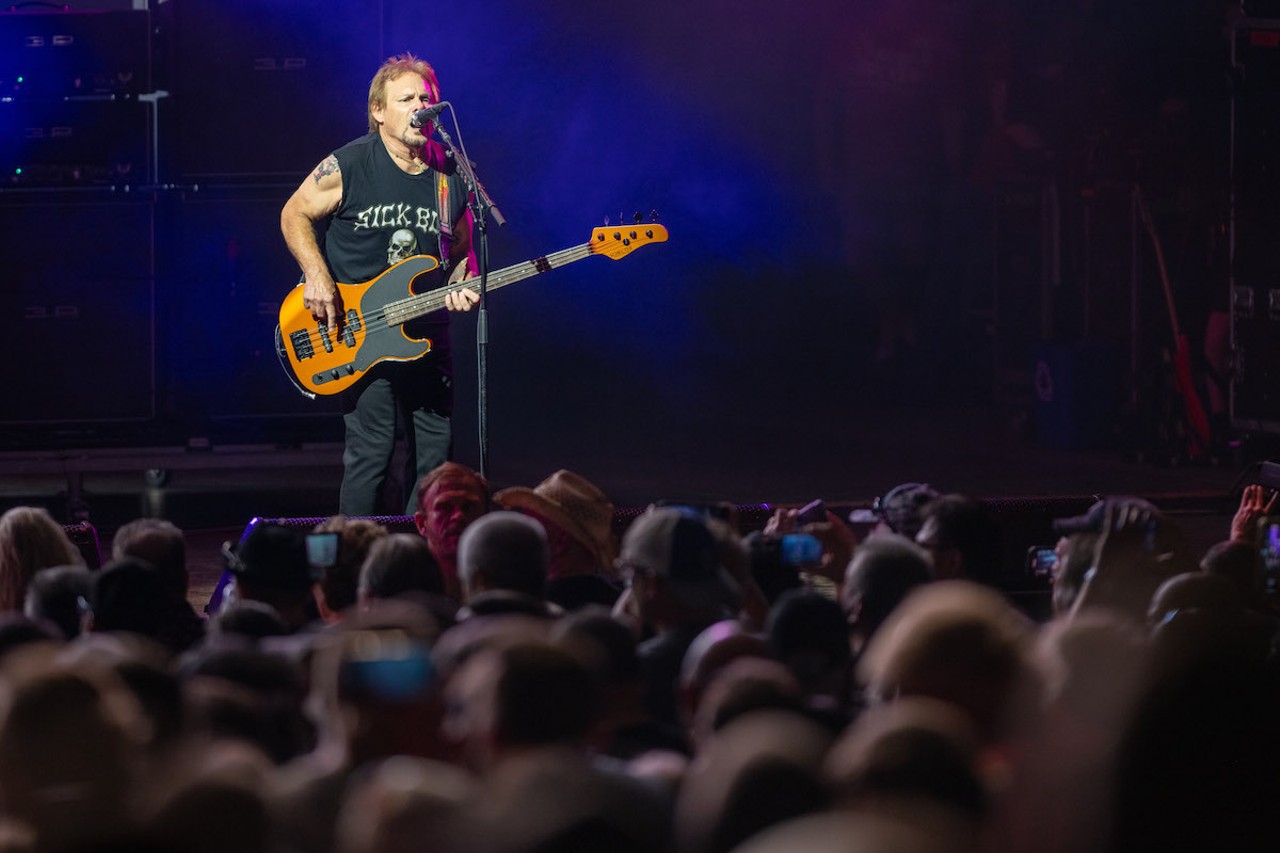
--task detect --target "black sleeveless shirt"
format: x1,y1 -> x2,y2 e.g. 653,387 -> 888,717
321,132 -> 469,345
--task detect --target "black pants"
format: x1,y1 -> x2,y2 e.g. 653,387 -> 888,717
338,353 -> 453,516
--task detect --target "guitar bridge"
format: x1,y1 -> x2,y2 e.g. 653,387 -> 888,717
289,329 -> 315,360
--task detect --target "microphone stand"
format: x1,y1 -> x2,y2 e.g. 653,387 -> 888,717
431,110 -> 505,480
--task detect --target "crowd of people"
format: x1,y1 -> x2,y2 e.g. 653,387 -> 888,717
0,468 -> 1277,853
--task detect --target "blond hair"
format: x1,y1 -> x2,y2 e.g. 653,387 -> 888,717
0,507 -> 83,612
367,52 -> 440,133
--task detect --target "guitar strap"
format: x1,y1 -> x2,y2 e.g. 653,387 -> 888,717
436,172 -> 452,269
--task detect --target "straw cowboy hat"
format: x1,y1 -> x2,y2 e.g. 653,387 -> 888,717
494,470 -> 618,570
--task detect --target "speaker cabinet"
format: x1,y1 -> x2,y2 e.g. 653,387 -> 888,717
0,193 -> 155,424
157,186 -> 341,441
0,98 -> 151,187
0,8 -> 151,98
164,0 -> 384,184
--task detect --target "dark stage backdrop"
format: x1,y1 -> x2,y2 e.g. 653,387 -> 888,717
0,0 -> 1231,501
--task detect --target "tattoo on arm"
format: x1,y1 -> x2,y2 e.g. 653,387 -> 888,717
312,155 -> 340,184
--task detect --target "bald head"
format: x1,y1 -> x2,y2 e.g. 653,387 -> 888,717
456,511 -> 549,601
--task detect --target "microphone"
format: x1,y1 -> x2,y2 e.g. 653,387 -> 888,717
409,102 -> 448,128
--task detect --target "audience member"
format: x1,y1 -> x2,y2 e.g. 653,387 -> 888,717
1063,498 -> 1195,623
0,506 -> 84,612
22,564 -> 93,640
765,589 -> 854,724
678,620 -> 772,735
619,507 -> 743,727
824,696 -> 985,823
181,644 -> 314,765
333,756 -> 476,853
208,600 -> 293,644
868,482 -> 940,540
915,494 -> 1004,587
455,510 -> 556,619
707,516 -> 772,631
270,605 -> 444,853
857,581 -> 1037,748
413,462 -> 491,601
675,710 -> 832,853
0,646 -> 147,851
496,469 -> 623,610
688,656 -> 807,751
309,516 -> 389,622
1048,532 -> 1098,618
551,606 -> 690,760
447,640 -> 671,852
1199,538 -> 1266,608
0,613 -> 62,662
222,523 -> 320,632
111,517 -> 189,604
841,532 -> 933,659
86,558 -> 205,653
358,532 -> 446,602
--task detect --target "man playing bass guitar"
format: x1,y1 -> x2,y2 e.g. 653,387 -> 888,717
281,52 -> 479,515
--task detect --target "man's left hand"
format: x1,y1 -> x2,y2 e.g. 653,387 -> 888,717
444,288 -> 479,311
444,263 -> 479,311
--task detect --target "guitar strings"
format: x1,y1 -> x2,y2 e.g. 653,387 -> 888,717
290,240 -> 600,352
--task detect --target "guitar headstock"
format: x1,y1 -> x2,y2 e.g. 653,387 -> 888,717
589,215 -> 669,260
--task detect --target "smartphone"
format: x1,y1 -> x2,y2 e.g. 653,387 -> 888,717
779,533 -> 822,565
1026,545 -> 1059,578
338,631 -> 435,701
795,499 -> 826,526
306,532 -> 340,572
1258,517 -> 1280,595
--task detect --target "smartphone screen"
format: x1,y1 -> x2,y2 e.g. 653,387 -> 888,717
1260,519 -> 1280,595
779,533 -> 822,565
306,532 -> 340,571
1026,546 -> 1058,578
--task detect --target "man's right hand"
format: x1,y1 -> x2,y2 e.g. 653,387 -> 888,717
303,273 -> 343,330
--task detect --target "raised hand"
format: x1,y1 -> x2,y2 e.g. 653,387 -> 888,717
1231,485 -> 1277,544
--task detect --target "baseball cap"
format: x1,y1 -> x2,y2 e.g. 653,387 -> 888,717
860,482 -> 939,538
620,508 -> 741,610
223,522 -> 315,589
1052,496 -> 1159,536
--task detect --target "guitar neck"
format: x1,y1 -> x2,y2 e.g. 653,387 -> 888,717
384,241 -> 594,325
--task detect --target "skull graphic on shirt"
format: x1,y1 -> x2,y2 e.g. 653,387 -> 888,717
386,229 -> 418,265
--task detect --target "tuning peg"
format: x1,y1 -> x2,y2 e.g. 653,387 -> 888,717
649,209 -> 660,222
632,211 -> 642,224
603,214 -> 612,225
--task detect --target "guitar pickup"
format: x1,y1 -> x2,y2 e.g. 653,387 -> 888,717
289,329 -> 315,361
341,309 -> 362,347
317,323 -> 334,353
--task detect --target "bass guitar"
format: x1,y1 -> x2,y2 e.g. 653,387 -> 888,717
276,223 -> 668,397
